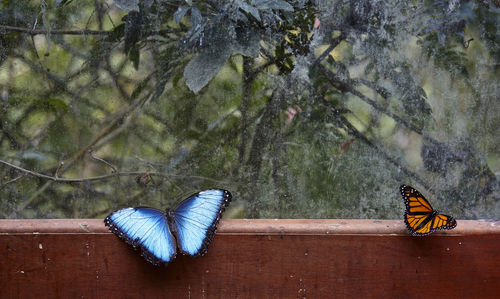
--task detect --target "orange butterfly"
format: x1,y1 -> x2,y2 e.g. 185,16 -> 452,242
400,185 -> 457,236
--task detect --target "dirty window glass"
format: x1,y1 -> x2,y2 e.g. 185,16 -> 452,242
0,0 -> 499,219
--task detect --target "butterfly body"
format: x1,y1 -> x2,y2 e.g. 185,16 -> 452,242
400,185 -> 456,236
105,189 -> 232,265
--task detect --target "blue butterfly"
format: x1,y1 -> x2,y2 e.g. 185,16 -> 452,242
104,189 -> 232,266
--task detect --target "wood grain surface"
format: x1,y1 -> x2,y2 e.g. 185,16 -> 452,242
1,219 -> 499,298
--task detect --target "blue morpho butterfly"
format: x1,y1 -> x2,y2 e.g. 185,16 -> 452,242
104,189 -> 232,266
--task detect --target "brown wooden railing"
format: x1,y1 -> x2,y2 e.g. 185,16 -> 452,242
1,219 -> 499,298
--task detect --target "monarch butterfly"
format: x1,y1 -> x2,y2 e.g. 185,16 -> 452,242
400,185 -> 457,236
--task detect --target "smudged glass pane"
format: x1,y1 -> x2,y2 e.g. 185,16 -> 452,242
0,0 -> 498,219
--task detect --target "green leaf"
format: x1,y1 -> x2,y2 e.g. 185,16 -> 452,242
33,97 -> 69,113
232,27 -> 260,57
184,42 -> 231,93
251,0 -> 294,11
174,6 -> 189,24
46,98 -> 69,112
106,24 -> 125,43
113,0 -> 139,12
190,7 -> 202,26
235,0 -> 261,22
123,11 -> 142,54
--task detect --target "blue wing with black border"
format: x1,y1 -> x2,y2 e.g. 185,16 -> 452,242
171,189 -> 232,256
105,207 -> 176,265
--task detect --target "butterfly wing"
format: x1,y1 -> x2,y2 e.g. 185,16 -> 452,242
170,189 -> 232,256
105,207 -> 177,265
404,213 -> 457,236
400,185 -> 457,236
400,185 -> 434,214
431,213 -> 457,231
404,213 -> 435,236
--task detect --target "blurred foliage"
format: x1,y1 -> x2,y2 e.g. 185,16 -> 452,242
0,0 -> 499,219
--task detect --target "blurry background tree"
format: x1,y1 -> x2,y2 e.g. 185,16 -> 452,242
0,0 -> 498,219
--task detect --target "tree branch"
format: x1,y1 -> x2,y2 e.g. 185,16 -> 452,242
236,57 -> 253,174
0,24 -> 112,36
0,159 -> 228,184
312,34 -> 345,68
0,24 -> 178,37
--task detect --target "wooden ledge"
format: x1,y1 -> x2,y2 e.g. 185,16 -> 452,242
1,219 -> 498,298
1,218 -> 499,235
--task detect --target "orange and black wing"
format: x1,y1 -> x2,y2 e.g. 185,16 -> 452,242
400,185 -> 434,214
400,185 -> 457,236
